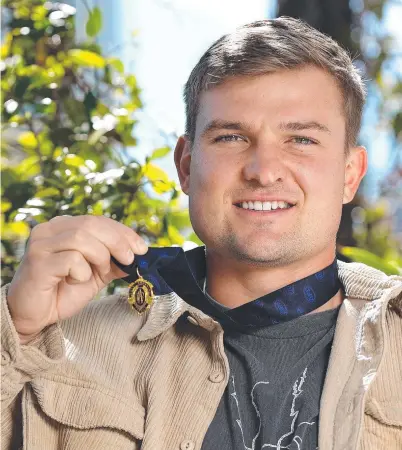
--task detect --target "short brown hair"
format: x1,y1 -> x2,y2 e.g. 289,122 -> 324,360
184,17 -> 366,147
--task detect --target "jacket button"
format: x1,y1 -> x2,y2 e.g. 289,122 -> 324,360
1,351 -> 11,366
208,371 -> 224,383
180,440 -> 195,450
187,316 -> 199,326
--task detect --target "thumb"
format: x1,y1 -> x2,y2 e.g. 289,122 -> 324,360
108,263 -> 131,282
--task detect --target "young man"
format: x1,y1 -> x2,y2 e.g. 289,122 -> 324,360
2,17 -> 401,450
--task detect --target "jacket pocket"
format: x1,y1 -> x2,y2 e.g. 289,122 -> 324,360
365,398 -> 402,427
362,399 -> 402,450
31,377 -> 145,440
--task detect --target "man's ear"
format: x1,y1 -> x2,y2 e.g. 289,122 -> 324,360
343,146 -> 368,204
174,135 -> 192,195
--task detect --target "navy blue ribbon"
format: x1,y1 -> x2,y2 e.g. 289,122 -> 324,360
112,246 -> 341,330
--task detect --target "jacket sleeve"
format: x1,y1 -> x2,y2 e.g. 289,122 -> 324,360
1,284 -> 65,449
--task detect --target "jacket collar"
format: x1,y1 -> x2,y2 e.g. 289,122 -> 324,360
124,248 -> 401,341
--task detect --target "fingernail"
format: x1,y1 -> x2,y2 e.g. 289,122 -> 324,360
126,248 -> 135,264
137,239 -> 148,253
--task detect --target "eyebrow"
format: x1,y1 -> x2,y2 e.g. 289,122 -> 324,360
200,120 -> 249,138
200,119 -> 331,138
279,121 -> 331,134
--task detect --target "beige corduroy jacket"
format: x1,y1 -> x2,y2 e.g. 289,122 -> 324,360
1,261 -> 402,450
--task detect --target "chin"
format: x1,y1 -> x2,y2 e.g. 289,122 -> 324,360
224,238 -> 296,267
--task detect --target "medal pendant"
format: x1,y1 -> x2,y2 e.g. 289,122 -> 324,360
127,267 -> 154,314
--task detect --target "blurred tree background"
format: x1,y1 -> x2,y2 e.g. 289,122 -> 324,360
1,0 -> 194,291
277,0 -> 402,274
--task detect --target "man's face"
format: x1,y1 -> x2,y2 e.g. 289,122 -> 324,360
175,66 -> 367,267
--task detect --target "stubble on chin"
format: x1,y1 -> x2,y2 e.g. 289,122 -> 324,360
218,223 -> 308,268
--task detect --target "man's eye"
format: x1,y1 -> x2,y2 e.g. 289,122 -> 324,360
292,136 -> 316,145
214,134 -> 245,143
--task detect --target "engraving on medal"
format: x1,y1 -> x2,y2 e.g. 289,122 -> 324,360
127,267 -> 154,314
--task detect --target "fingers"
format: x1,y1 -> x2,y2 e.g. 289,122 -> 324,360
101,217 -> 149,255
49,251 -> 93,283
41,229 -> 131,276
29,215 -> 148,265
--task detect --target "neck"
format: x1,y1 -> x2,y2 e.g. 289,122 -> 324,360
205,249 -> 343,312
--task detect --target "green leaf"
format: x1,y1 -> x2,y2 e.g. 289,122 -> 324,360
103,65 -> 112,84
143,163 -> 169,183
2,221 -> 30,239
126,75 -> 137,89
68,49 -> 105,68
168,210 -> 190,229
392,112 -> 402,136
188,232 -> 204,246
150,146 -> 171,160
14,156 -> 40,179
86,7 -> 103,38
35,187 -> 61,198
107,57 -> 124,74
122,136 -> 137,146
15,77 -> 32,98
1,201 -> 12,213
143,163 -> 175,193
340,247 -> 401,275
168,225 -> 184,245
1,32 -> 12,59
8,115 -> 25,125
63,97 -> 87,125
31,5 -> 48,21
17,131 -> 38,150
84,91 -> 98,115
88,128 -> 107,146
91,201 -> 103,215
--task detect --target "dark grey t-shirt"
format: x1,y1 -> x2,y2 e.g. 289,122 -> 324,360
201,294 -> 339,450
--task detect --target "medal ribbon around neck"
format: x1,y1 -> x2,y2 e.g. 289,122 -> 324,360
214,258 -> 341,329
111,249 -> 341,328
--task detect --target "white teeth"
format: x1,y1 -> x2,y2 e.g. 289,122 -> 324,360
239,200 -> 292,211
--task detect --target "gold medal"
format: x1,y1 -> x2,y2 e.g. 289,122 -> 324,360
127,267 -> 154,314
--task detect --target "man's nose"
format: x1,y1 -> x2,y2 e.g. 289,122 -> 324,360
242,144 -> 287,185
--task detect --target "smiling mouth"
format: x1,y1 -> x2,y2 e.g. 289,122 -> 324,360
234,200 -> 295,211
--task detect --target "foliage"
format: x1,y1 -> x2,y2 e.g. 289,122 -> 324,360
340,0 -> 402,274
357,0 -> 402,172
341,246 -> 400,275
339,201 -> 402,275
1,0 -> 192,292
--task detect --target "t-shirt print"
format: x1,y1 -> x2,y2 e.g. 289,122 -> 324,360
230,368 -> 317,450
